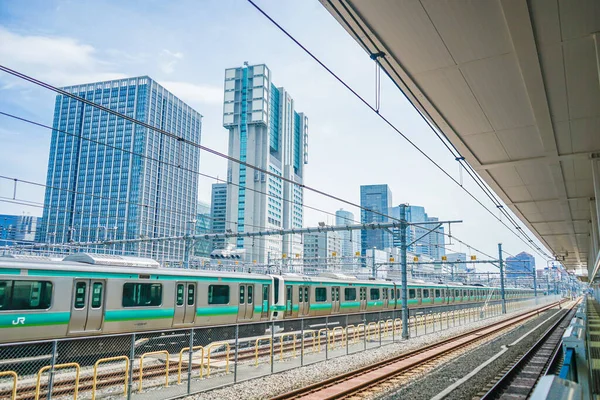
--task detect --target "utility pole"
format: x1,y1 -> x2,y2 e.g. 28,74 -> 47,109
532,265 -> 537,297
498,243 -> 506,314
400,204 -> 409,340
371,247 -> 376,278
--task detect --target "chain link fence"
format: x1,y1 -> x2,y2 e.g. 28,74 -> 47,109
0,295 -> 561,399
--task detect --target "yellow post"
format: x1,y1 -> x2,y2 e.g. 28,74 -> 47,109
356,324 -> 365,343
0,371 -> 18,400
255,337 -> 273,367
92,356 -> 129,400
330,327 -> 345,349
139,350 -> 169,392
280,333 -> 297,361
317,328 -> 329,352
35,363 -> 80,400
206,342 -> 230,377
177,346 -> 205,383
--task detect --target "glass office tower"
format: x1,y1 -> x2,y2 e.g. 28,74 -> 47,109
37,76 -> 202,261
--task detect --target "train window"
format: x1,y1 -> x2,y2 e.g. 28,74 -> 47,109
382,289 -> 388,300
470,290 -> 473,297
176,284 -> 185,306
435,289 -> 441,298
423,289 -> 429,298
370,288 -> 380,300
360,287 -> 367,300
409,289 -> 416,299
315,287 -> 327,302
397,289 -> 401,299
74,282 -> 87,309
239,286 -> 245,304
91,282 -> 103,308
187,285 -> 195,306
122,283 -> 162,307
455,289 -> 460,298
208,285 -> 230,305
0,280 -> 53,311
390,288 -> 395,299
273,277 -> 280,304
248,286 -> 253,303
304,287 -> 309,302
345,288 -> 356,301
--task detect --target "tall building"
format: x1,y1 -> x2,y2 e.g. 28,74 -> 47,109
210,183 -> 228,250
360,185 -> 393,256
36,76 -> 202,261
223,63 -> 308,263
445,252 -> 467,273
391,205 -> 445,259
506,251 -> 535,280
303,231 -> 342,272
0,214 -> 40,244
194,201 -> 211,258
335,209 -> 360,258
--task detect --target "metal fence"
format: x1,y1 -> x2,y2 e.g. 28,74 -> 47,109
0,295 -> 561,400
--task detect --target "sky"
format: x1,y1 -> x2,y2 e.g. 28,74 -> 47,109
0,0 -> 554,271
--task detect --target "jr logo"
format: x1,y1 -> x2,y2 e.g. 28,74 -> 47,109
12,317 -> 25,325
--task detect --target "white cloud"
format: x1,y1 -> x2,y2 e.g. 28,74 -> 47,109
159,49 -> 184,74
0,26 -> 126,87
160,80 -> 223,106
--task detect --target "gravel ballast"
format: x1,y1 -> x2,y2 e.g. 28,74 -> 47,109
183,300 -> 562,400
378,305 -> 572,400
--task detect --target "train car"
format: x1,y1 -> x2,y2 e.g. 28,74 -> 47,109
0,255 -> 539,345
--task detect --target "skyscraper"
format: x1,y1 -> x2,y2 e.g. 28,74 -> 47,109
223,63 -> 308,263
506,251 -> 535,280
391,205 -> 445,259
37,76 -> 202,261
0,214 -> 40,244
194,201 -> 211,258
210,183 -> 228,250
335,209 -> 360,258
360,185 -> 393,256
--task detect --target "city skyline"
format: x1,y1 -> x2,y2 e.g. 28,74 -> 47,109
0,0 -> 556,271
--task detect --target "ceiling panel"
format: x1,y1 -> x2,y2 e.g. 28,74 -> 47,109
570,117 -> 600,153
421,0 -> 511,64
558,0 -> 600,41
528,0 -> 561,46
515,164 -> 553,185
537,44 -> 569,123
462,132 -> 509,163
415,67 -> 493,136
496,125 -> 545,160
563,38 -> 600,120
351,0 -> 455,74
504,186 -> 533,203
461,53 -> 536,131
489,167 -> 525,188
527,184 -> 559,201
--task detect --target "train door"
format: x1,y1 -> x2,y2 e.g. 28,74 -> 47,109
331,287 -> 340,313
298,286 -> 310,316
285,285 -> 293,317
68,279 -> 105,333
238,284 -> 255,320
359,287 -> 367,311
173,282 -> 197,326
261,284 -> 270,320
382,288 -> 389,309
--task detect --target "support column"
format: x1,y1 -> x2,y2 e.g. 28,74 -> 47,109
400,204 -> 409,340
499,243 -> 506,314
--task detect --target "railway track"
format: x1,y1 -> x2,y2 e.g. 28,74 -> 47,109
477,302 -> 577,400
272,300 -> 566,400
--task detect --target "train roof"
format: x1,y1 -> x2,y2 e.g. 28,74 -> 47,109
0,256 -> 272,281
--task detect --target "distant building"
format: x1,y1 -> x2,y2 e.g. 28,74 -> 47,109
223,63 -> 308,263
335,209 -> 360,258
391,205 -> 445,260
194,201 -> 212,257
506,252 -> 535,280
0,214 -> 40,244
445,252 -> 467,273
210,183 -> 228,250
360,185 -> 393,256
36,76 -> 202,261
303,231 -> 342,272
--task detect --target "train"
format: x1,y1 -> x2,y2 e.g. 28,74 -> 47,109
0,253 -> 538,344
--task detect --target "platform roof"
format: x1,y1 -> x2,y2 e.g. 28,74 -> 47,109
321,0 -> 600,274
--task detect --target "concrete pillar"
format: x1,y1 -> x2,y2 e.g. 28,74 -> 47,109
591,159 -> 600,278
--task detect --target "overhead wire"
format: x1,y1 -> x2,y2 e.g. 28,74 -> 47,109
245,0 -> 552,260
